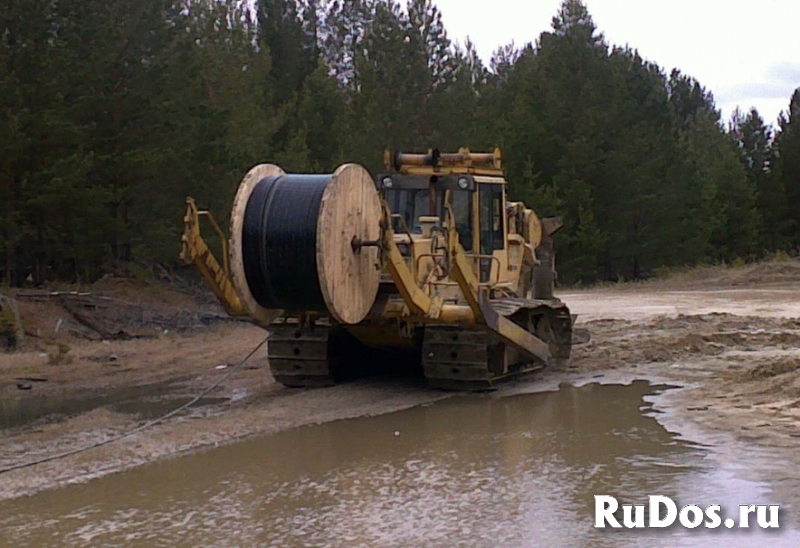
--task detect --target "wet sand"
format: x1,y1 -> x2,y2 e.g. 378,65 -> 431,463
2,261 -> 800,501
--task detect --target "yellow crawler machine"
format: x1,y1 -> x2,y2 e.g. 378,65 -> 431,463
181,148 -> 580,390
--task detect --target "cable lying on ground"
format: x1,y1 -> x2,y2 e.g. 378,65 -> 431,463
0,335 -> 269,475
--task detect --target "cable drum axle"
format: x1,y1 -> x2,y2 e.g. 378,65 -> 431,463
230,163 -> 382,325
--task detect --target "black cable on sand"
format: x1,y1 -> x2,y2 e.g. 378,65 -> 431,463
0,335 -> 269,475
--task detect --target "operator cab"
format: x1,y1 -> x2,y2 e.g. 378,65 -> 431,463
377,173 -> 475,252
376,148 -> 508,283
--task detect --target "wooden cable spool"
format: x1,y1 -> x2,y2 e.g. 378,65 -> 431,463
229,163 -> 382,325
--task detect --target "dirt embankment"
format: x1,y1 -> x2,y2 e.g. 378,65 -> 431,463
3,260 -> 800,499
572,313 -> 800,442
1,277 -> 254,398
565,259 -> 800,449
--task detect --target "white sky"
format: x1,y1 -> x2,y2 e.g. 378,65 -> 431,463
433,0 -> 800,128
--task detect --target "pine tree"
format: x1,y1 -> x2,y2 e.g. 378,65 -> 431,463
320,0 -> 374,90
667,70 -> 719,127
550,0 -> 601,41
428,39 -> 487,150
498,0 -> 613,281
3,0 -> 796,285
730,107 -> 789,252
257,0 -> 317,104
284,63 -> 347,171
776,89 -> 800,248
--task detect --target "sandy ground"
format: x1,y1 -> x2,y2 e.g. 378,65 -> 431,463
2,261 -> 800,500
565,292 -> 800,445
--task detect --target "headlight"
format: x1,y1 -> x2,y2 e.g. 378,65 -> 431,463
382,177 -> 393,188
458,177 -> 469,189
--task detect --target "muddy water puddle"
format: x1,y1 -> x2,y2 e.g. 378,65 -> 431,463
1,381 -> 798,547
0,383 -> 225,429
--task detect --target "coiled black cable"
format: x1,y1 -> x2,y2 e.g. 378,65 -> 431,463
242,174 -> 331,312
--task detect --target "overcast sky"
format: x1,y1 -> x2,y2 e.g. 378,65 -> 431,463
432,0 -> 800,128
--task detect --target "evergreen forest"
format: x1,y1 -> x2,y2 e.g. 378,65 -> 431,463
2,0 -> 799,285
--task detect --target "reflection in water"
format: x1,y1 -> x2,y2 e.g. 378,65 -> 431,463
0,382 -> 795,547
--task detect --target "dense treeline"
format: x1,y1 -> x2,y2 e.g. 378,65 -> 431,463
1,0 -> 799,285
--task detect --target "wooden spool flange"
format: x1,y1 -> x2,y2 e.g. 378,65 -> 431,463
229,163 -> 286,326
229,163 -> 382,326
316,163 -> 382,324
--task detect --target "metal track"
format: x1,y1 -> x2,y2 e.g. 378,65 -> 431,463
268,320 -> 333,387
421,326 -> 499,391
270,299 -> 574,391
267,318 -> 374,388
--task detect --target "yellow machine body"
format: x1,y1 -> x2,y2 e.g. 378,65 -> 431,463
181,148 -> 576,390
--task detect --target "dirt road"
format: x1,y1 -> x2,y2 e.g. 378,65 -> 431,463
2,262 -> 800,500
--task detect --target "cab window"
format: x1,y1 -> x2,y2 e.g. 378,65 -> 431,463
479,184 -> 504,254
385,188 -> 472,250
384,189 -> 440,233
450,190 -> 473,252
478,184 -> 504,282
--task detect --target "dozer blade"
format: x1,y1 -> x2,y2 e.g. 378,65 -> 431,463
478,292 -> 552,365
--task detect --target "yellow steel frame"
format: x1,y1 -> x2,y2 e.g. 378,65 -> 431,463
374,182 -> 553,365
179,147 -> 555,367
180,197 -> 245,317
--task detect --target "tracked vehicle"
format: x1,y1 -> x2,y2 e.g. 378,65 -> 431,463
181,148 -> 581,390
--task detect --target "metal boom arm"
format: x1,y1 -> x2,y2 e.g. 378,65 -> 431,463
179,197 -> 245,317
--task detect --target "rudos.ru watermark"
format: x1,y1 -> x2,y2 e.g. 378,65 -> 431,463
595,495 -> 780,529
